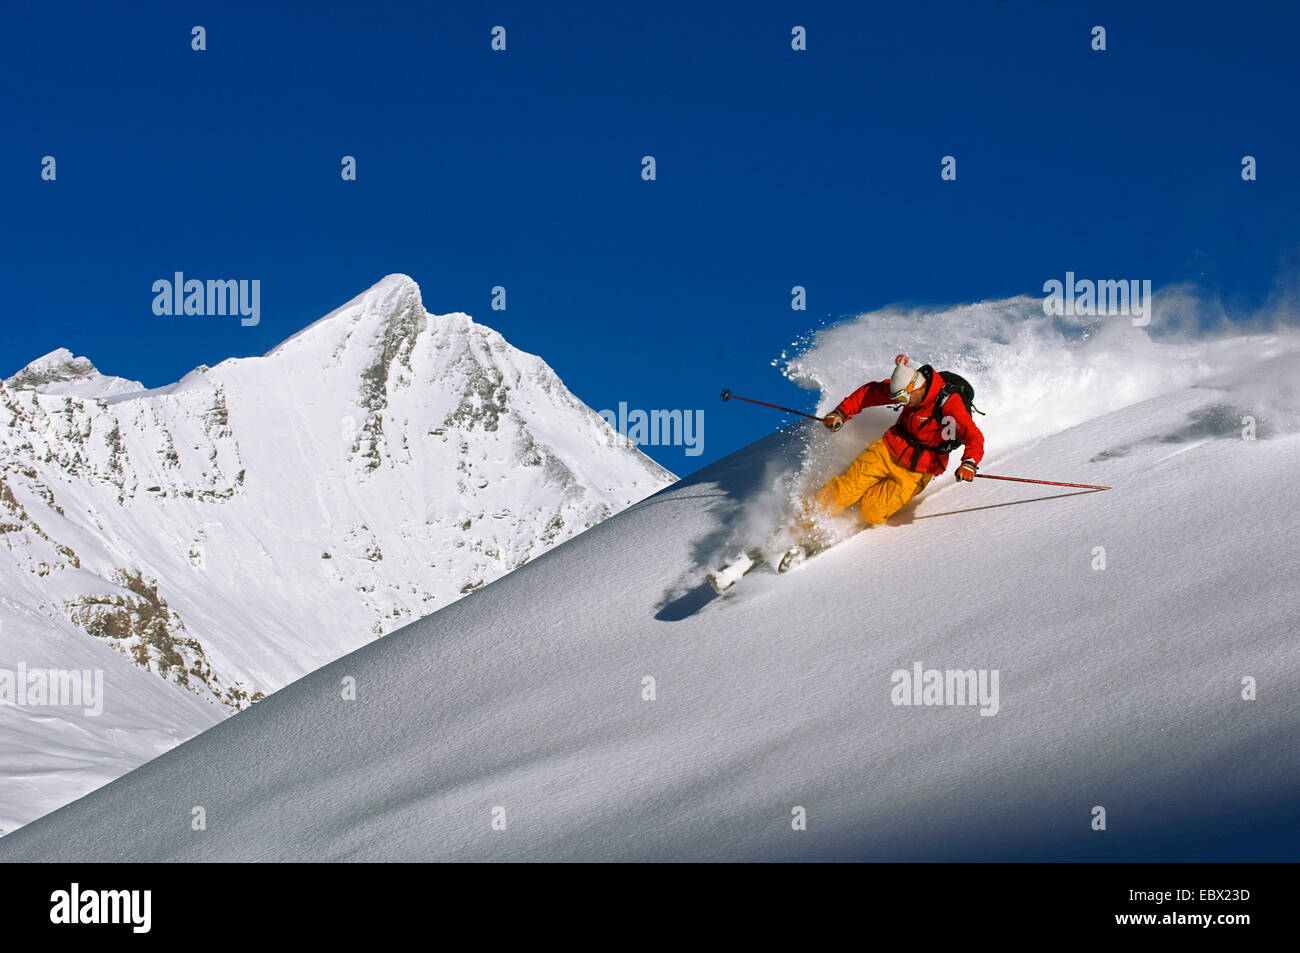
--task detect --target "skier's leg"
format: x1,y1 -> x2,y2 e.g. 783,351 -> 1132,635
781,438 -> 895,551
716,442 -> 905,587
811,438 -> 894,514
786,438 -> 894,546
859,468 -> 931,524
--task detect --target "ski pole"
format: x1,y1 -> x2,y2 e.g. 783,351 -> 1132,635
975,473 -> 1111,491
720,388 -> 825,422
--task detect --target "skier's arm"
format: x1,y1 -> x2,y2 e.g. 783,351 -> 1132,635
942,396 -> 985,467
833,379 -> 893,419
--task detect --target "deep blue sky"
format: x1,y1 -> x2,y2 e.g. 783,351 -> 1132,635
2,1 -> 1296,472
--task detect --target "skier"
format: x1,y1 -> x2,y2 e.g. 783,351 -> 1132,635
782,353 -> 985,566
707,353 -> 986,591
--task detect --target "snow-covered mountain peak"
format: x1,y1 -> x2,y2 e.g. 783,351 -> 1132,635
5,348 -> 144,399
266,273 -> 427,363
11,347 -> 83,377
0,275 -> 674,833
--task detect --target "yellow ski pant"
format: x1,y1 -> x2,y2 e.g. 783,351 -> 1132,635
813,438 -> 932,525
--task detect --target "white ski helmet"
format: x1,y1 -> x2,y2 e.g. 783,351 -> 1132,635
889,354 -> 926,402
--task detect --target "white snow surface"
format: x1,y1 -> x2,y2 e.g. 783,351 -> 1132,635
3,303 -> 1297,860
0,274 -> 671,832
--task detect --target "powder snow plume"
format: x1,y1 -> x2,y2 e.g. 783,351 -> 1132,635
781,289 -> 1300,483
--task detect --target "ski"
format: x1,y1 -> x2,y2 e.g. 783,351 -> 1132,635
776,545 -> 808,574
706,548 -> 765,594
706,539 -> 829,594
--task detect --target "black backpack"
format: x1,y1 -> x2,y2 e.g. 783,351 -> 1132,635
893,365 -> 985,465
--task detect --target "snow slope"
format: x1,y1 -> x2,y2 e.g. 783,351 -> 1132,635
0,274 -> 672,832
4,315 -> 1297,860
0,603 -> 221,836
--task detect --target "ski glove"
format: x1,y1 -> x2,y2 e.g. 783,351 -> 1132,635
823,411 -> 845,432
955,459 -> 978,482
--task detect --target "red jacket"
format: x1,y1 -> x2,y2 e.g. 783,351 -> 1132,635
833,367 -> 985,476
